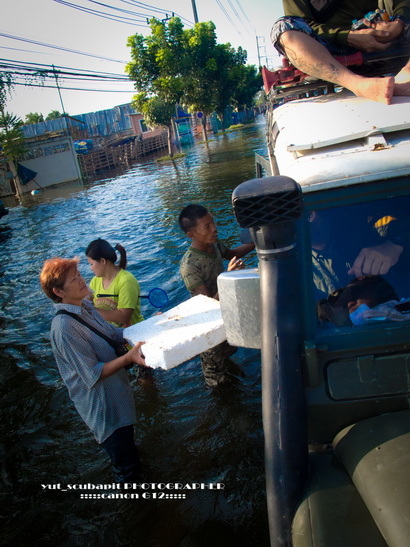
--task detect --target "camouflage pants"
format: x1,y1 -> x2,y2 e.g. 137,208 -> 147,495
200,341 -> 237,387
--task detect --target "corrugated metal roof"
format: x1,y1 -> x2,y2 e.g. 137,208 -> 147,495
22,103 -> 136,139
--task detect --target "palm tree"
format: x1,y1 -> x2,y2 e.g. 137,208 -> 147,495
0,109 -> 27,199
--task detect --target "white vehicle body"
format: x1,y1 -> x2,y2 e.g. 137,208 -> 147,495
267,90 -> 410,192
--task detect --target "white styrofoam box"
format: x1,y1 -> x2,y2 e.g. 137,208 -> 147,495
218,269 -> 261,349
123,294 -> 226,370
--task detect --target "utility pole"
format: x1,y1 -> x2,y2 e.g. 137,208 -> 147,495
52,65 -> 66,116
256,36 -> 267,70
191,0 -> 199,23
52,64 -> 71,138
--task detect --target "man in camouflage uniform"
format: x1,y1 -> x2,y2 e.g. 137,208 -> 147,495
178,204 -> 255,387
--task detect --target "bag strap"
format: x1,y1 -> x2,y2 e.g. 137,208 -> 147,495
56,309 -> 118,350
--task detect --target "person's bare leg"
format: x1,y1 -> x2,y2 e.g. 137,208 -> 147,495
280,31 -> 394,104
394,58 -> 410,96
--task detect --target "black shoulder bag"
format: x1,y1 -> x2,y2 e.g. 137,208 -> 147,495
55,310 -> 131,363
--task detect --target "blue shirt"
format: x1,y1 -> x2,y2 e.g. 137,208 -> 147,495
50,299 -> 136,443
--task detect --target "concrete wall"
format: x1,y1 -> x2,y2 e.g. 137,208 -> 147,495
16,136 -> 82,195
129,113 -> 165,139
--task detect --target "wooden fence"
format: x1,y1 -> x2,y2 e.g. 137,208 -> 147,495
78,131 -> 168,178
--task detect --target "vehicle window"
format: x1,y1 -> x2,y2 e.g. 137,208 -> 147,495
310,195 -> 410,329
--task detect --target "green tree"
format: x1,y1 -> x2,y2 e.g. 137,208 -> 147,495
126,17 -> 251,141
178,23 -> 250,134
0,109 -> 26,199
254,89 -> 267,108
127,17 -> 187,148
0,110 -> 25,160
46,110 -> 65,120
0,74 -> 13,114
133,93 -> 176,157
208,43 -> 248,130
178,22 -> 248,135
230,64 -> 263,118
24,112 -> 44,125
181,22 -> 220,138
126,17 -> 186,102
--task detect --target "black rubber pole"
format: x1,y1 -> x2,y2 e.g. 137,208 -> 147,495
255,229 -> 307,546
232,177 -> 308,546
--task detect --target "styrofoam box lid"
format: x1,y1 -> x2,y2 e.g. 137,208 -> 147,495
123,294 -> 226,370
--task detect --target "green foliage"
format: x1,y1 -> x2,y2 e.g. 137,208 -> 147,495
230,64 -> 263,110
126,17 -> 186,104
132,93 -> 175,128
24,112 -> 44,124
126,17 -> 259,124
227,124 -> 245,130
46,110 -> 65,120
0,74 -> 13,113
181,25 -> 247,118
156,153 -> 186,162
254,89 -> 267,107
0,110 -> 26,161
132,92 -> 176,156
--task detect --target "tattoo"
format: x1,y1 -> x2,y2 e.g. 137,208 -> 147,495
285,45 -> 342,84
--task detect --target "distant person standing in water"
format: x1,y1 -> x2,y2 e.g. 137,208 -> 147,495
86,239 -> 144,328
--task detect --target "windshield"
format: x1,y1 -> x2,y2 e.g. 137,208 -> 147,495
310,194 -> 410,329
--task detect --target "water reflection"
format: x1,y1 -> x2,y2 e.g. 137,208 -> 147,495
0,121 -> 269,546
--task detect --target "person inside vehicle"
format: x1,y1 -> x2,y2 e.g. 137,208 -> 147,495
40,257 -> 147,484
317,275 -> 399,325
271,1 -> 410,104
309,207 -> 405,301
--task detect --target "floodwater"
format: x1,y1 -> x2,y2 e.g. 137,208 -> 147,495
0,120 -> 270,546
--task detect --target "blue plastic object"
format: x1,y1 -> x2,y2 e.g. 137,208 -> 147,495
142,288 -> 169,308
96,288 -> 169,308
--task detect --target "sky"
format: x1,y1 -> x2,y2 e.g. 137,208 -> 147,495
1,0 -> 284,120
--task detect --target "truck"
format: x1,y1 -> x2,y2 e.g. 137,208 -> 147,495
218,62 -> 410,546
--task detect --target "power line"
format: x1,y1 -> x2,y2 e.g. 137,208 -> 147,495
113,0 -> 193,24
0,32 -> 128,63
84,0 -> 161,18
53,0 -> 153,25
216,0 -> 241,35
0,58 -> 129,78
214,0 -> 254,41
1,71 -> 130,84
224,0 -> 253,37
0,45 -> 50,55
235,0 -> 253,27
118,0 -> 178,17
0,57 -> 136,95
0,63 -> 130,82
0,5 -> 195,68
52,0 -> 193,26
10,81 -> 135,93
120,0 -> 192,23
226,0 -> 243,24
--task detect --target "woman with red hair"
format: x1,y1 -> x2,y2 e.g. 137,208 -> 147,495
40,257 -> 147,484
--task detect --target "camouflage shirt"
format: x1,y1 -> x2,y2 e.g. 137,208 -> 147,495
180,241 -> 230,296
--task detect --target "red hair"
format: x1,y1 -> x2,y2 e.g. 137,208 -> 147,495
40,257 -> 80,303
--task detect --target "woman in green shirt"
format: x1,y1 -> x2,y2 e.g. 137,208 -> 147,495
86,238 -> 144,328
